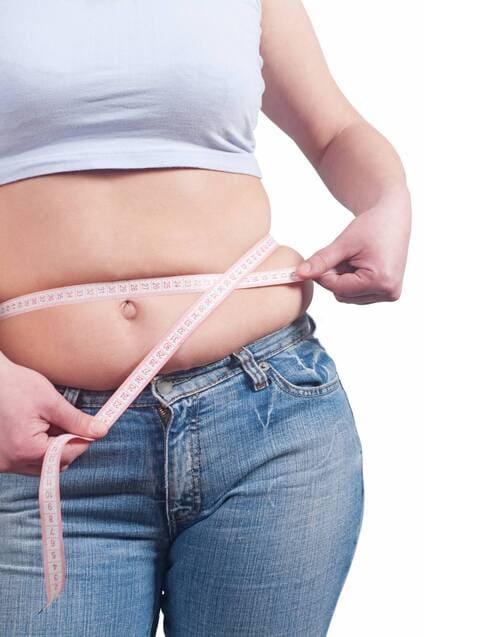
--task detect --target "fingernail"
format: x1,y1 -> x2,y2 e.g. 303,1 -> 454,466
296,261 -> 312,275
90,419 -> 108,436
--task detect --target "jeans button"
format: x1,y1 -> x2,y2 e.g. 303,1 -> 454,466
155,379 -> 173,394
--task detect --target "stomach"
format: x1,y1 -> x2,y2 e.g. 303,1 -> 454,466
0,167 -> 314,390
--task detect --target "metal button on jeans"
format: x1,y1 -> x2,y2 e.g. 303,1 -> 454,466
259,361 -> 270,370
155,379 -> 173,394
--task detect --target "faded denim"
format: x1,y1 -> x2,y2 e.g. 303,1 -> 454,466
0,311 -> 364,636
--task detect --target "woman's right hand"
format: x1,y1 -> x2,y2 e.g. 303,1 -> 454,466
0,357 -> 108,476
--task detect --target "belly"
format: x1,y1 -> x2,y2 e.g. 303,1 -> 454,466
0,168 -> 313,390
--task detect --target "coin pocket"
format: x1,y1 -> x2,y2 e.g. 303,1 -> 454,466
262,337 -> 340,398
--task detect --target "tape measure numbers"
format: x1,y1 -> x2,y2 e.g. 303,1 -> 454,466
0,233 -> 304,610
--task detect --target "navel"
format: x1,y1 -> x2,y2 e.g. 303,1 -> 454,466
119,299 -> 137,320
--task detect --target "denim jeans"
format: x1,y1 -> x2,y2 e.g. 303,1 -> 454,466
0,311 -> 364,637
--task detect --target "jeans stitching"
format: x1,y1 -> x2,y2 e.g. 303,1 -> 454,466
61,324 -> 315,408
174,395 -> 201,523
162,409 -> 175,542
267,366 -> 341,398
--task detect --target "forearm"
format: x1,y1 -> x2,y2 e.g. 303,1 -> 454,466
314,118 -> 411,216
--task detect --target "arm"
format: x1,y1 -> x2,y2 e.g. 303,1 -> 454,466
260,0 -> 411,303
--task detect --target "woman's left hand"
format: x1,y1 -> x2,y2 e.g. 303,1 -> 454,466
294,194 -> 412,304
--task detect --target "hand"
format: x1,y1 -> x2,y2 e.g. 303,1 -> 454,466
294,194 -> 411,304
0,359 -> 108,476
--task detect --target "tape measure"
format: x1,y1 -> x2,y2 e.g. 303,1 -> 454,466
0,232 -> 304,610
0,263 -> 302,322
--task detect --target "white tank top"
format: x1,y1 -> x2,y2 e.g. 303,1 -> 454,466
0,0 -> 265,185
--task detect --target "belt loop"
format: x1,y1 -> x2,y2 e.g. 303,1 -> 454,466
62,386 -> 81,406
231,345 -> 269,391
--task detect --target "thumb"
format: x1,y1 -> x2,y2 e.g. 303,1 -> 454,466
47,394 -> 109,439
295,238 -> 349,279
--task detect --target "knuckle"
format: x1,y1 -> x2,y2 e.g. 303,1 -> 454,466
48,388 -> 65,414
379,271 -> 401,299
388,289 -> 401,301
314,253 -> 328,271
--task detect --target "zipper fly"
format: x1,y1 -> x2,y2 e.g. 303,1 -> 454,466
157,401 -> 173,427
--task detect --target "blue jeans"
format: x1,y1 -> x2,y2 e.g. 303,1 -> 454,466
0,311 -> 364,636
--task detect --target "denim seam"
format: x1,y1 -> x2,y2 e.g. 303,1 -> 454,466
193,394 -> 202,515
161,408 -> 174,542
267,369 -> 341,398
159,368 -> 247,405
163,333 -> 316,402
257,332 -> 315,365
234,346 -> 269,389
338,378 -> 363,457
75,398 -> 165,409
175,394 -> 202,523
68,326 -> 315,408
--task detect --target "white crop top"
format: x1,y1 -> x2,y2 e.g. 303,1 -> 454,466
0,0 -> 265,186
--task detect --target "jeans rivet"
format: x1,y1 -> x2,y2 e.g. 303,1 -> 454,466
259,361 -> 269,370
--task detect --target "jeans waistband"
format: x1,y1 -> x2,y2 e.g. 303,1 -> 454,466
55,311 -> 317,408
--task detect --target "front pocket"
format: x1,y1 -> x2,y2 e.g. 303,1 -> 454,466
262,336 -> 340,398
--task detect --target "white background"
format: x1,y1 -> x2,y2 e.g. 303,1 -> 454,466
156,0 -> 445,634
262,0 -> 422,637
259,1 -> 425,635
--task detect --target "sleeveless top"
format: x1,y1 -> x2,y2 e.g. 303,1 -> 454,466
0,0 -> 265,186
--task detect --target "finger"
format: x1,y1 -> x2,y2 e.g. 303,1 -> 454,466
294,238 -> 351,279
23,430 -> 92,471
21,462 -> 71,475
57,439 -> 92,466
14,464 -> 42,477
45,392 -> 108,440
27,424 -> 93,473
332,286 -> 383,298
21,441 -> 87,475
335,293 -> 384,305
316,269 -> 378,296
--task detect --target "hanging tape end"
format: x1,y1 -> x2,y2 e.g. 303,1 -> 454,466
37,594 -> 58,614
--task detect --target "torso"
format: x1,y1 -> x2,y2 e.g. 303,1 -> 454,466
0,168 -> 313,390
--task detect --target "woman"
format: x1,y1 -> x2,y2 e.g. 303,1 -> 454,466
0,1 -> 411,635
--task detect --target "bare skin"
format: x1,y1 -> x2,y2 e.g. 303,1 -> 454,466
0,168 -> 312,389
0,0 -> 411,475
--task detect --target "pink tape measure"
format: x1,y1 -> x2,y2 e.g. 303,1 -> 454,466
0,232 -> 304,610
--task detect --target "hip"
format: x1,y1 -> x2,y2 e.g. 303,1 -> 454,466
52,309 -> 364,538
